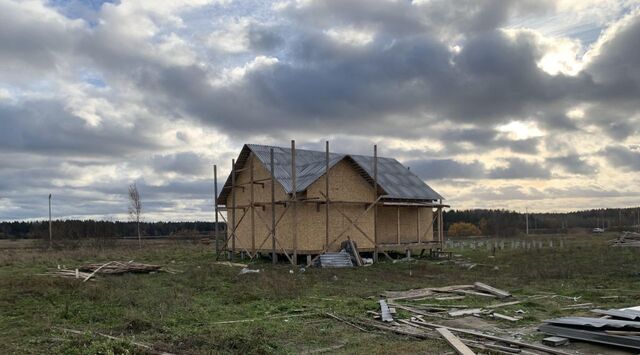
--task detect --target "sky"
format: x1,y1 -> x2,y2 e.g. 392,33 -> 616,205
1,0 -> 640,221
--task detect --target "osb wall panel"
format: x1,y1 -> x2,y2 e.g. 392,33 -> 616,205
306,159 -> 375,202
226,154 -> 376,253
377,206 -> 435,243
224,153 -> 434,252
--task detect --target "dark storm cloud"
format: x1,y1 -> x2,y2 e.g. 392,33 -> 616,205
487,158 -> 550,179
0,100 -> 159,156
547,154 -> 597,175
603,145 -> 640,171
151,152 -> 208,176
408,158 -> 487,180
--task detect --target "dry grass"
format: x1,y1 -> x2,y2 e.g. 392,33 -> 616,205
1,233 -> 639,354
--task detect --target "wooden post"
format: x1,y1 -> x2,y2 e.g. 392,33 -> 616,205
396,207 -> 401,245
417,207 -> 420,244
48,193 -> 52,249
250,156 -> 255,255
270,148 -> 277,264
291,140 -> 298,265
438,202 -> 444,248
373,145 -> 378,262
325,141 -> 330,251
214,165 -> 219,257
231,159 -> 236,260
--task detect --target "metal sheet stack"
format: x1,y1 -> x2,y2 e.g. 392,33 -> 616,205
319,250 -> 353,268
539,307 -> 640,350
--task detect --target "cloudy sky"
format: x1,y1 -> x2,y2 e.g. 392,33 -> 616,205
1,0 -> 640,221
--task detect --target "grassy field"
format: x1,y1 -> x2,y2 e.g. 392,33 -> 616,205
1,233 -> 639,354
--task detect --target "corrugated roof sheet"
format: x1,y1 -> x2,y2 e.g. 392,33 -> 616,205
217,144 -> 443,203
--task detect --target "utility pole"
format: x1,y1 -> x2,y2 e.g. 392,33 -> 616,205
525,207 -> 529,235
48,194 -> 52,249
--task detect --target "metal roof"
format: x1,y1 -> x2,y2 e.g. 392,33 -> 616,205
217,144 -> 443,204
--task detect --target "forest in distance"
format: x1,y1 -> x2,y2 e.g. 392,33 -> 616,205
1,207 -> 639,240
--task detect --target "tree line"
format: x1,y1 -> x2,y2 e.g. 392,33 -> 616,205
444,207 -> 640,237
0,220 -> 225,240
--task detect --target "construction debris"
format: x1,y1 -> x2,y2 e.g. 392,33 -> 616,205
41,261 -> 163,281
238,267 -> 260,275
611,231 -> 640,247
473,282 -> 511,299
542,336 -> 569,347
436,327 -> 476,355
215,261 -> 249,268
539,307 -> 640,350
318,250 -> 353,268
379,300 -> 394,322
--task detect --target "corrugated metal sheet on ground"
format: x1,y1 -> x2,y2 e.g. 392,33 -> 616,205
591,308 -> 640,320
217,144 -> 443,203
319,251 -> 353,268
545,317 -> 640,329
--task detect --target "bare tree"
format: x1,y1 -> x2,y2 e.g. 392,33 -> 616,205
128,183 -> 142,249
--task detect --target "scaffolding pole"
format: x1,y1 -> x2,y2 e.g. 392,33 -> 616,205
373,144 -> 378,263
291,140 -> 298,264
270,148 -> 277,264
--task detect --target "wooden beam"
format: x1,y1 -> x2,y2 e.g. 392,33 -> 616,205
436,328 -> 475,355
325,140 -> 330,250
231,159 -> 236,260
270,148 -> 276,264
250,155 -> 255,255
397,207 -> 401,244
291,139 -> 297,265
214,164 -> 219,259
308,195 -> 383,266
417,207 -> 421,244
373,144 -> 378,263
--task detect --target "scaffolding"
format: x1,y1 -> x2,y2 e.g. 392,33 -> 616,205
213,141 -> 448,264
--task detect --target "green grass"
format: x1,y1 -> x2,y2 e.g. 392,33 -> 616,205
1,233 -> 639,354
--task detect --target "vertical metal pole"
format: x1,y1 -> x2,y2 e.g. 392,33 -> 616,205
250,156 -> 255,255
231,159 -> 236,261
325,141 -> 329,250
48,194 -> 52,249
373,145 -> 378,262
291,140 -> 297,265
214,165 -> 219,257
270,148 -> 276,264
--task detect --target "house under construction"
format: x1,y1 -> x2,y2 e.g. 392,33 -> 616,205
214,142 -> 448,264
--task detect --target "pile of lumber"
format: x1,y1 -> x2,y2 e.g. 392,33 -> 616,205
79,261 -> 162,274
337,288 -> 569,355
41,261 -> 164,282
539,307 -> 640,351
611,231 -> 640,247
383,282 -> 511,301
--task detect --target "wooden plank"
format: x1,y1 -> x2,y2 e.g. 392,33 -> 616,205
473,282 -> 511,298
411,319 -> 572,355
348,238 -> 363,266
542,336 -> 569,346
492,312 -> 520,322
436,328 -> 476,355
448,308 -> 483,317
379,300 -> 394,322
325,141 -> 329,250
291,140 -> 297,264
485,300 -> 522,309
373,144 -> 378,262
270,148 -> 276,264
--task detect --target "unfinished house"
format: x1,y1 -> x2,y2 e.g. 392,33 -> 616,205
214,143 -> 447,264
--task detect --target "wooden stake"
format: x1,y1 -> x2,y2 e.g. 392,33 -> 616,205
373,144 -> 378,262
291,140 -> 298,265
270,148 -> 276,264
325,141 -> 330,250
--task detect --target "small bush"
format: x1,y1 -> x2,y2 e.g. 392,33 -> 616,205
447,222 -> 482,237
